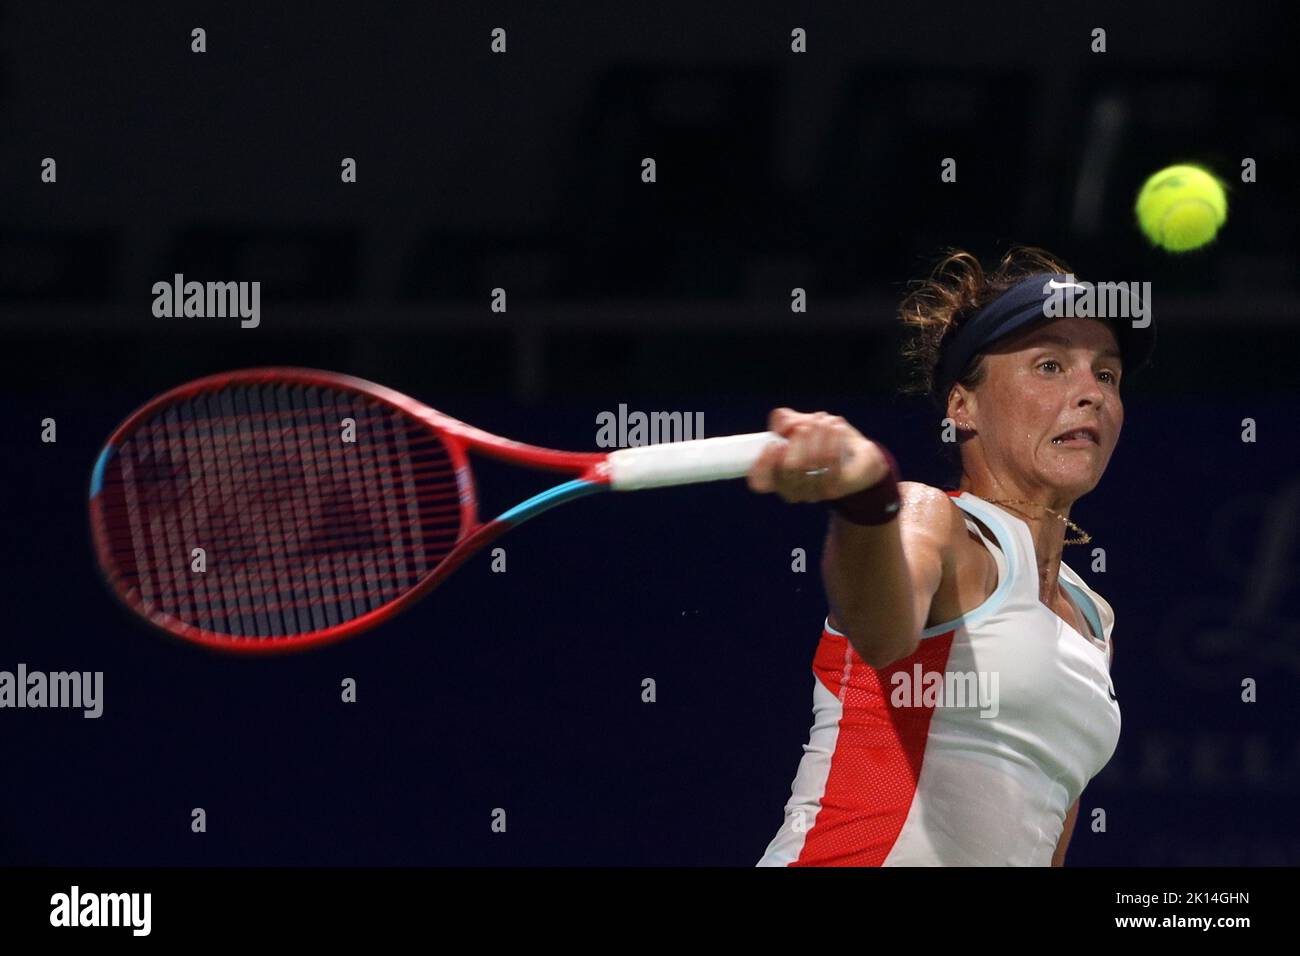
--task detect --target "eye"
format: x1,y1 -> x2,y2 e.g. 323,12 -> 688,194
1098,370 -> 1119,385
1037,360 -> 1062,373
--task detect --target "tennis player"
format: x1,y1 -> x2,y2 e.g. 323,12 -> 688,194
751,247 -> 1155,866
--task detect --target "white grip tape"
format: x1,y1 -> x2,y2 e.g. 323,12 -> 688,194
606,431 -> 784,491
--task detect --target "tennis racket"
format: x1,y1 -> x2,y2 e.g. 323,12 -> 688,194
89,367 -> 783,653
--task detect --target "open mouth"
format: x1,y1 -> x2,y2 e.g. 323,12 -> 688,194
1051,427 -> 1099,446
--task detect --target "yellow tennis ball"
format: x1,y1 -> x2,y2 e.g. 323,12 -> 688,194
1135,164 -> 1228,252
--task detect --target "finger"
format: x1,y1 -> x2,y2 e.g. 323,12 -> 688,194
834,423 -> 854,467
745,439 -> 785,493
768,407 -> 797,434
792,424 -> 836,500
745,441 -> 776,493
782,423 -> 810,474
821,422 -> 848,477
809,417 -> 837,473
781,425 -> 826,502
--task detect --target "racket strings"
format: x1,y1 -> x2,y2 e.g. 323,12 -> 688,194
94,420 -> 457,476
94,467 -> 463,542
94,383 -> 467,639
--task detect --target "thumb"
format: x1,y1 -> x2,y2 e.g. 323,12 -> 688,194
768,407 -> 799,434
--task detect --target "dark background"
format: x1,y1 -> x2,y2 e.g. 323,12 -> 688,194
2,1 -> 1297,865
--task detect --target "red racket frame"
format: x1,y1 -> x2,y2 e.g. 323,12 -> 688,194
89,367 -> 613,654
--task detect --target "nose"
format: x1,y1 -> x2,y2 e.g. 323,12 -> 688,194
1072,370 -> 1106,408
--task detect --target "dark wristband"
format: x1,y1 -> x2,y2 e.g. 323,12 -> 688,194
828,444 -> 901,526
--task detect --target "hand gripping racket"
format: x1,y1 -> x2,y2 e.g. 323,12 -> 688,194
89,368 -> 782,653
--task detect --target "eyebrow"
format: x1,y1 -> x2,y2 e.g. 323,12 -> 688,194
1025,332 -> 1122,363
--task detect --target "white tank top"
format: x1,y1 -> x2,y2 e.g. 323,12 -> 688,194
757,490 -> 1121,866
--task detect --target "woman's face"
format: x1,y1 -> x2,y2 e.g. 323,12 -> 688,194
954,317 -> 1125,500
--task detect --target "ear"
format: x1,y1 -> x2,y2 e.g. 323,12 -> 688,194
947,385 -> 974,431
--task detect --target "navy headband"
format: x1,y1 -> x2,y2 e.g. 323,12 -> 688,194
932,272 -> 1156,403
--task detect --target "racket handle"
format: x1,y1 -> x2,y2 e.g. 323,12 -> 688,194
606,431 -> 786,491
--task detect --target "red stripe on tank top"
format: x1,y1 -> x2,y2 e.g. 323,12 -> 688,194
792,626 -> 955,866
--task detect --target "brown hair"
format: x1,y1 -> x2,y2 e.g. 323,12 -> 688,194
898,245 -> 1075,412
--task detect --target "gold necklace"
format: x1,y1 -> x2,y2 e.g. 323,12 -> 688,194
984,498 -> 1092,546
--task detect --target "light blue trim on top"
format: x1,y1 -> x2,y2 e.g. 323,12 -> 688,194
918,492 -> 1018,638
1059,578 -> 1104,643
90,446 -> 114,498
494,479 -> 607,524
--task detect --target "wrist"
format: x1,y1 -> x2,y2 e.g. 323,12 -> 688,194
828,445 -> 901,526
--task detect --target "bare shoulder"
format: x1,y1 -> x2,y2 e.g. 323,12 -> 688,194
896,482 -> 998,620
896,481 -> 968,547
